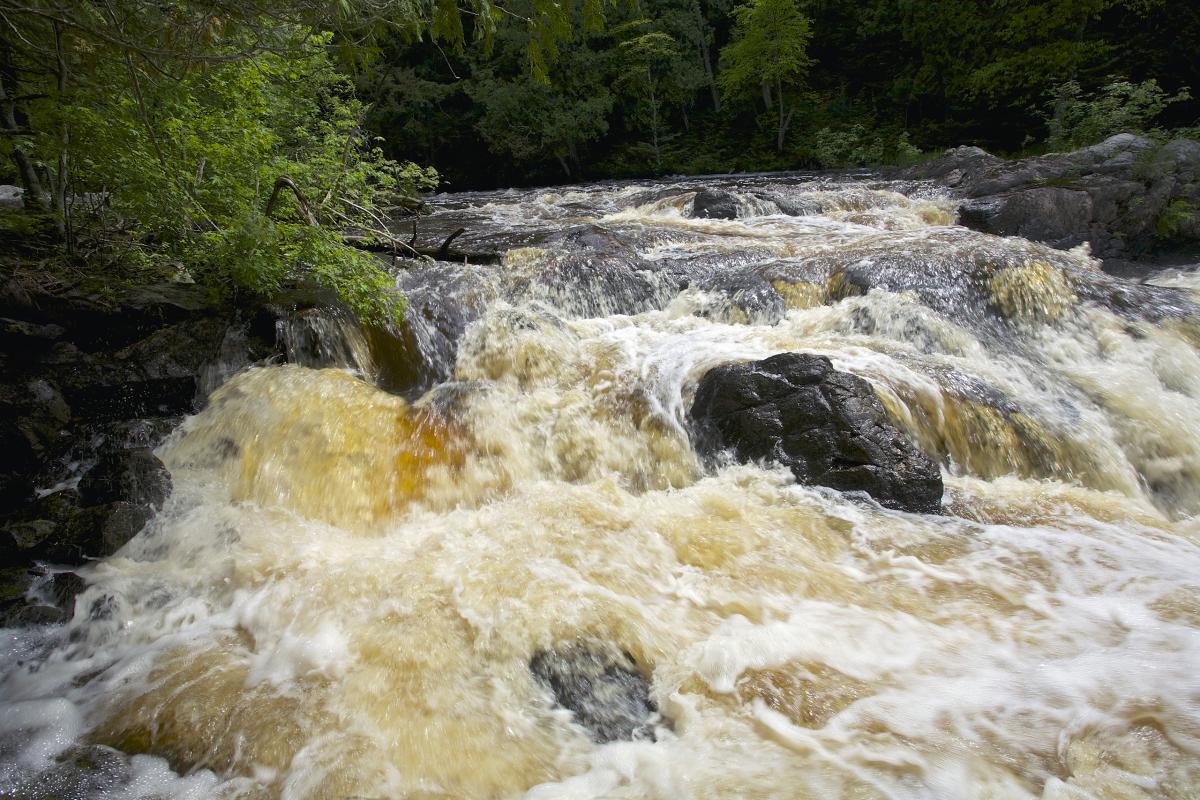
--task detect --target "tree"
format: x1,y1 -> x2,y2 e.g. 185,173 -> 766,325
0,0 -> 590,320
614,22 -> 699,170
656,0 -> 730,113
718,0 -> 812,152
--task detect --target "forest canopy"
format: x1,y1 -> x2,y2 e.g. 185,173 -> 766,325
362,0 -> 1200,187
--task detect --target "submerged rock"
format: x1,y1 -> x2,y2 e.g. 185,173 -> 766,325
2,744 -> 134,799
692,188 -> 738,220
530,644 -> 659,743
690,353 -> 943,513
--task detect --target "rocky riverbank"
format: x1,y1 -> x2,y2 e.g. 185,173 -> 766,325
902,133 -> 1200,273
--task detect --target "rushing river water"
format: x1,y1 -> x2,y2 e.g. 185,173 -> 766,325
4,175 -> 1200,799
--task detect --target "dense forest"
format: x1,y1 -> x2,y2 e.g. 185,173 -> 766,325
1,0 -> 1198,314
362,0 -> 1200,187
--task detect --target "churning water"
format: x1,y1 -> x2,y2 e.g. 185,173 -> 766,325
3,175 -> 1200,799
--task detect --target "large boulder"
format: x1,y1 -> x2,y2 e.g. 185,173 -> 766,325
902,145 -> 1005,189
690,353 -> 943,513
0,184 -> 23,209
958,187 -> 1094,250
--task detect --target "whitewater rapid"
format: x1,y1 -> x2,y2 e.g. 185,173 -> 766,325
3,175 -> 1200,799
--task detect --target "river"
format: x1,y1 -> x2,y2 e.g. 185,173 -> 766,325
3,174 -> 1200,799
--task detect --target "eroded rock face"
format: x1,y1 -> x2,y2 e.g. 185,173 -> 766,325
690,353 -> 943,514
530,644 -> 660,743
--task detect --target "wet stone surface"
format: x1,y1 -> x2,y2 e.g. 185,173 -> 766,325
530,644 -> 660,743
690,352 -> 944,514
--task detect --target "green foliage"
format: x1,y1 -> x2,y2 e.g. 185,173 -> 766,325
1045,78 -> 1193,150
717,0 -> 812,151
3,16 -> 441,322
356,0 -> 1200,185
806,126 -> 921,168
185,218 -> 404,323
0,0 -> 606,321
717,0 -> 811,102
1156,200 -> 1197,240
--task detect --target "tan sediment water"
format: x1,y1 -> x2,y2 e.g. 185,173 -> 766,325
3,175 -> 1199,800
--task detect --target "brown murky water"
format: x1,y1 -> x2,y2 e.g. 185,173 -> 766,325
3,176 -> 1200,799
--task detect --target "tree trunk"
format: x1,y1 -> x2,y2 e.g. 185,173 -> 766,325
53,23 -> 71,248
761,81 -> 773,110
0,40 -> 48,211
693,0 -> 720,112
648,70 -> 661,171
776,77 -> 785,152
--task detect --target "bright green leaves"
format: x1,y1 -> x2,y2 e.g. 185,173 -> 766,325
718,0 -> 811,151
28,25 -> 431,321
1045,78 -> 1193,150
718,0 -> 811,102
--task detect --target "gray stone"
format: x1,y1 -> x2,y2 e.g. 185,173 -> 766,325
0,184 -> 22,209
78,447 -> 170,509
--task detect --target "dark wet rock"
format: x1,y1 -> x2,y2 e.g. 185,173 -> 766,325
903,145 -> 1006,189
52,572 -> 86,615
1,519 -> 60,557
0,565 -> 77,627
78,447 -> 170,509
653,252 -> 789,324
10,282 -> 221,352
694,269 -> 787,325
382,263 -> 476,394
0,274 -> 404,578
505,228 -> 672,318
531,644 -> 659,743
766,193 -> 826,217
529,253 -> 666,317
0,565 -> 34,624
692,188 -> 738,219
267,281 -> 381,376
1,484 -> 156,564
4,603 -> 68,627
958,188 -> 1094,250
690,353 -> 944,513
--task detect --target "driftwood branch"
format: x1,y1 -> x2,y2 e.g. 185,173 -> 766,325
341,225 -> 489,263
264,175 -> 316,226
437,227 -> 465,260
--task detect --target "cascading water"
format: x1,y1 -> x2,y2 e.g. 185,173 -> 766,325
3,174 -> 1200,799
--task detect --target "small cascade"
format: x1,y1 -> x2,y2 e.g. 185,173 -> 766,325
276,305 -> 378,382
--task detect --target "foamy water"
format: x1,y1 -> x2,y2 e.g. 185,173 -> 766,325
3,176 -> 1200,800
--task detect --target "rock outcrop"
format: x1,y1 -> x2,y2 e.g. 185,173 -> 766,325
690,353 -> 943,513
905,134 -> 1200,262
0,277 -> 414,625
